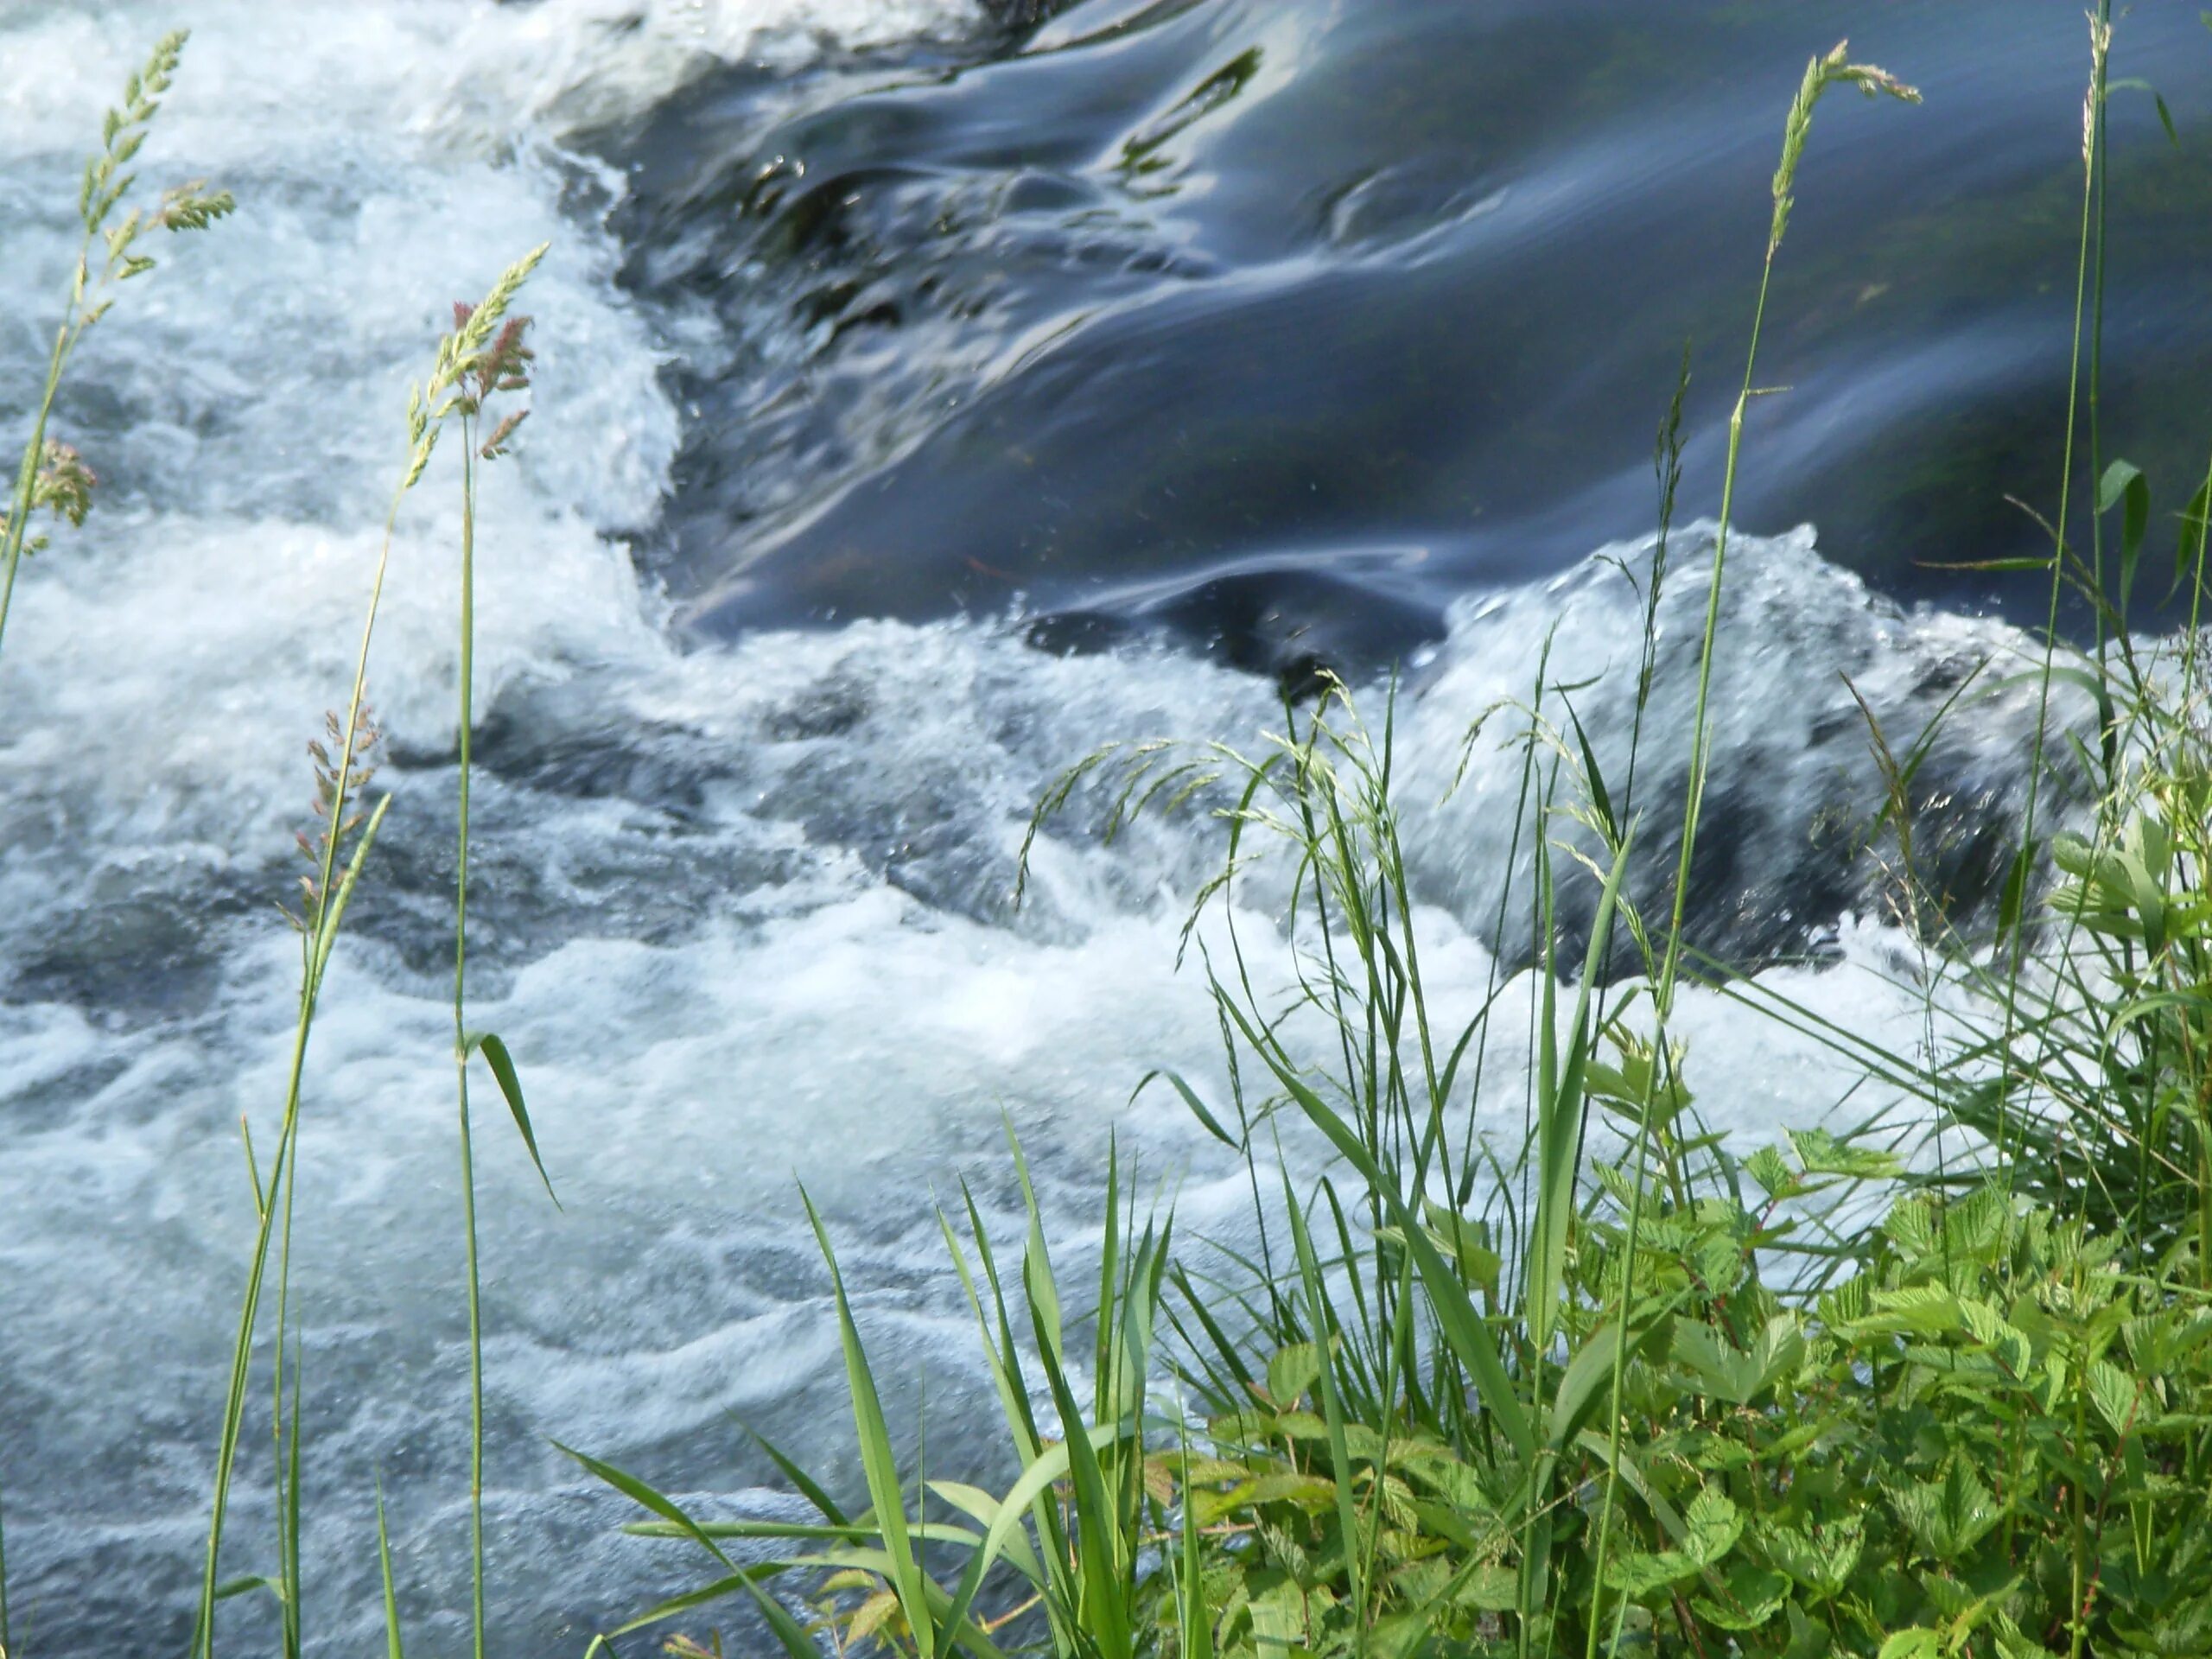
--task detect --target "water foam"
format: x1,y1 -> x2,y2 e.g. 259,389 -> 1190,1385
0,4 -> 2072,1654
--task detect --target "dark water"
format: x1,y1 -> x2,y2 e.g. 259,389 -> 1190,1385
612,0 -> 2212,672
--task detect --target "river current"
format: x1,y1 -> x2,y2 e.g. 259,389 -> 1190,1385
0,2 -> 2204,1652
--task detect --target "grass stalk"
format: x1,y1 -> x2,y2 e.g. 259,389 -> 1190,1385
435,255 -> 546,1659
1996,3 -> 2112,1136
0,33 -> 232,665
1579,43 -> 1917,1641
192,245 -> 543,1659
455,416 -> 488,1659
193,495 -> 398,1654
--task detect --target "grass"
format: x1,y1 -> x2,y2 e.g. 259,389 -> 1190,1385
573,22 -> 2212,1659
8,14 -> 2212,1659
0,32 -> 556,1656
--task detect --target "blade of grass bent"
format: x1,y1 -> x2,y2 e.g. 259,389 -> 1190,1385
801,1188 -> 938,1659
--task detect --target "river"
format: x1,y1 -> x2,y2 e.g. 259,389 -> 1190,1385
0,2 -> 2201,1652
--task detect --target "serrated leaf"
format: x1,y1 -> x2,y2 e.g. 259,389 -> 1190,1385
1691,1563 -> 1790,1631
1683,1486 -> 1743,1568
1674,1314 -> 1804,1405
1787,1127 -> 1902,1180
1852,1284 -> 1962,1337
1745,1144 -> 1798,1199
1266,1342 -> 1324,1409
1605,1548 -> 1699,1597
1959,1298 -> 2035,1383
2089,1358 -> 2143,1438
1878,1630 -> 1942,1659
1760,1515 -> 1863,1599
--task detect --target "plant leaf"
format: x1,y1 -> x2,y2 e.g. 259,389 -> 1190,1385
464,1031 -> 558,1206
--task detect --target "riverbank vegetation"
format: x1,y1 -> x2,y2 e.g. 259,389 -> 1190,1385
9,10 -> 2212,1659
578,16 -> 2212,1659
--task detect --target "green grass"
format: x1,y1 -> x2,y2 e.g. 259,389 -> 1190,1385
9,16 -> 2212,1659
575,24 -> 2212,1659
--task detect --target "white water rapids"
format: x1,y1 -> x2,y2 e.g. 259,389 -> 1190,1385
0,3 -> 2075,1653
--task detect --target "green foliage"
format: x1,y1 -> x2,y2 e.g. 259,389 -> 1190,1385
578,25 -> 2212,1658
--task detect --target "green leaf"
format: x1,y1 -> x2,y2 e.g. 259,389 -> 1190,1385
1134,1069 -> 1241,1148
559,1446 -> 827,1659
2107,79 -> 2181,149
1446,1563 -> 1520,1611
938,1426 -> 1126,1659
1878,1630 -> 1942,1659
1285,1185 -> 1366,1627
1999,836 -> 2037,941
2099,458 -> 2149,615
1993,1627 -> 2060,1659
555,1442 -> 734,1571
1885,1462 -> 1999,1558
1419,1202 -> 1503,1295
1761,1516 -> 1863,1599
1265,1341 -> 1324,1408
1561,696 -> 1615,839
2089,1358 -> 2143,1437
463,1031 -> 558,1206
374,1484 -> 406,1659
801,1192 -> 938,1659
1744,1145 -> 1797,1199
2176,475 -> 2210,588
1786,1126 -> 1902,1181
1849,1284 -> 1962,1338
741,1420 -> 850,1528
1691,1563 -> 1790,1632
1673,1315 -> 1803,1406
1529,828 -> 1637,1353
1550,1316 -> 1671,1448
1604,1548 -> 1698,1597
1175,1429 -> 1213,1659
1959,1299 -> 2035,1384
1682,1487 -> 1743,1568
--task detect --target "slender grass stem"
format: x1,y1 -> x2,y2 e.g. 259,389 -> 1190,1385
455,416 -> 489,1659
1999,3 -> 2111,1165
0,33 -> 229,670
0,327 -> 78,663
194,486 -> 401,1657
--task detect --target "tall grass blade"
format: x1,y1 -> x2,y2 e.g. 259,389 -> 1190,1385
1214,989 -> 1534,1459
800,1190 -> 938,1659
558,1445 -> 823,1659
375,1484 -> 406,1659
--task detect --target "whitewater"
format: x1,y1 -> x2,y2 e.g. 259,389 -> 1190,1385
0,2 -> 2095,1652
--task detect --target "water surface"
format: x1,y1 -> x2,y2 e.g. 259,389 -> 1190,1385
0,2 -> 2201,1651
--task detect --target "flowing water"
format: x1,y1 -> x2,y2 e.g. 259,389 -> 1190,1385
0,1 -> 2206,1652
